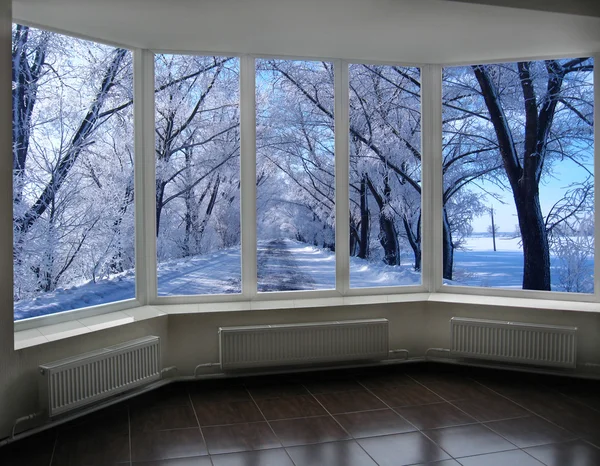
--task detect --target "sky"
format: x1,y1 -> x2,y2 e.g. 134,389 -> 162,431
470,155 -> 594,233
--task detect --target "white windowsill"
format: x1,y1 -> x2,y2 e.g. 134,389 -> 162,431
14,292 -> 600,350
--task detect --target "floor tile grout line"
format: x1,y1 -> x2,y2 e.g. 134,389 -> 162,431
458,376 -> 583,464
244,384 -> 299,466
187,387 -> 215,465
127,404 -> 132,466
299,378 -> 384,466
355,376 -> 463,462
402,373 -> 528,460
467,375 -> 586,441
47,430 -> 58,466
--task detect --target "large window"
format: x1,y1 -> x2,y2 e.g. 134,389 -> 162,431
12,25 -> 134,320
256,59 -> 336,292
442,58 -> 595,293
348,64 -> 422,288
11,28 -> 598,324
155,54 -> 241,296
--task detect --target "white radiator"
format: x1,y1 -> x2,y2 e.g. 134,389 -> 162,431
39,336 -> 161,417
450,317 -> 577,369
219,319 -> 389,371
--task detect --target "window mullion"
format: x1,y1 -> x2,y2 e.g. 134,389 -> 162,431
421,64 -> 443,293
136,49 -> 158,303
240,55 -> 257,299
594,54 -> 599,302
335,60 -> 350,295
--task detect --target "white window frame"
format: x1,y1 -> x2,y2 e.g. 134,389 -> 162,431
11,20 -> 600,332
436,54 -> 600,304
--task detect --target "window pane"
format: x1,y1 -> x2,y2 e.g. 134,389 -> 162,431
349,64 -> 422,288
442,58 -> 594,293
12,25 -> 134,320
256,59 -> 335,292
155,55 -> 241,296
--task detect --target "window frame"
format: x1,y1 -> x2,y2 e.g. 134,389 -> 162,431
11,21 -> 600,331
437,54 -> 599,303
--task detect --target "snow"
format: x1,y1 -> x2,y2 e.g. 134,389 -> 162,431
13,235 -> 593,321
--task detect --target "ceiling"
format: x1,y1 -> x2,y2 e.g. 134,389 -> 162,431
12,0 -> 600,64
446,0 -> 600,18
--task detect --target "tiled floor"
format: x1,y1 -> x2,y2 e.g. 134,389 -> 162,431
3,362 -> 600,465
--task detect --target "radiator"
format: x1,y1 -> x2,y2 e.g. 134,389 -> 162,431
39,336 -> 161,417
219,319 -> 389,371
450,317 -> 577,369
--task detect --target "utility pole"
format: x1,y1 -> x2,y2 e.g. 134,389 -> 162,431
490,206 -> 496,252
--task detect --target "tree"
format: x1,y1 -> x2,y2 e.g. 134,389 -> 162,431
445,58 -> 594,290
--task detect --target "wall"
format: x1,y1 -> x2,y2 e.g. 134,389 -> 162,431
1,0 -> 600,442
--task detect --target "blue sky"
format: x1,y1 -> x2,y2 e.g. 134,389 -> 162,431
471,156 -> 594,233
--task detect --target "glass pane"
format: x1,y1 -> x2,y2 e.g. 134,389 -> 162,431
12,25 -> 134,320
256,59 -> 335,292
349,64 -> 422,288
155,55 -> 241,296
442,58 -> 594,293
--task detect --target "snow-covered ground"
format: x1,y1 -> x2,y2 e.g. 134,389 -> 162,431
13,235 -> 593,320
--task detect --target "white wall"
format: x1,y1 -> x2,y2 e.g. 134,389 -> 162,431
1,0 -> 600,442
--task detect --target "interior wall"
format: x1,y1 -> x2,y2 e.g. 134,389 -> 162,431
1,0 -> 600,443
425,302 -> 600,372
0,0 -> 16,444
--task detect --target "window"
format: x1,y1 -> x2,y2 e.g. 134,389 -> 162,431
12,25 -> 134,320
442,58 -> 595,293
348,64 -> 422,288
155,54 -> 241,296
11,25 -> 598,325
256,59 -> 336,292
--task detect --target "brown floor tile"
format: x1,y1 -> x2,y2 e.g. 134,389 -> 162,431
286,440 -> 378,466
189,386 -> 250,404
256,394 -> 326,420
357,371 -> 416,389
0,430 -> 56,466
192,400 -> 263,426
358,432 -> 451,466
269,416 -> 350,446
485,415 -> 577,448
451,394 -> 530,422
60,402 -> 130,436
314,390 -> 386,414
53,430 -> 130,466
424,424 -> 516,458
524,439 -> 600,466
412,461 -> 461,466
246,383 -> 309,400
202,422 -> 280,454
457,449 -> 544,466
130,428 -> 208,462
211,448 -> 294,466
415,376 -> 495,401
395,402 -> 476,430
304,378 -> 364,394
130,404 -> 198,432
130,384 -> 191,410
131,458 -> 213,465
334,409 -> 416,438
370,384 -> 443,408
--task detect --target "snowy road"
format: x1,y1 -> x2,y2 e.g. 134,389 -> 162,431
258,239 -> 318,292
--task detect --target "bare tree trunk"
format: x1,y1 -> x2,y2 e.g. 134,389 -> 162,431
442,207 -> 454,280
403,212 -> 421,271
358,175 -> 370,259
472,61 -> 564,291
366,175 -> 400,266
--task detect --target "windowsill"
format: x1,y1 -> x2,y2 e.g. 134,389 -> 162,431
14,306 -> 167,350
14,291 -> 600,350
